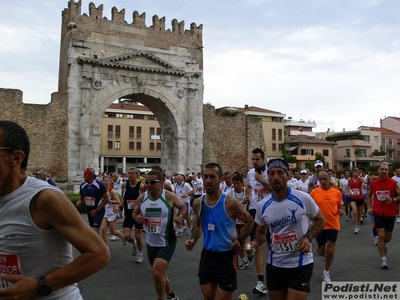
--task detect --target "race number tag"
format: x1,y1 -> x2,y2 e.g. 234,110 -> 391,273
144,207 -> 162,234
207,223 -> 216,231
350,189 -> 360,196
273,231 -> 298,253
84,196 -> 95,206
127,200 -> 136,210
376,190 -> 390,202
254,188 -> 268,201
0,253 -> 21,288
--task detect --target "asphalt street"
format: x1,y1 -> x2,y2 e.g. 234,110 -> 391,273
74,215 -> 400,300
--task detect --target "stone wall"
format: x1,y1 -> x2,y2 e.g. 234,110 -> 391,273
0,88 -> 69,181
59,1 -> 203,92
203,104 -> 265,174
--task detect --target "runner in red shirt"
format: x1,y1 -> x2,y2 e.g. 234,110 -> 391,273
366,163 -> 400,269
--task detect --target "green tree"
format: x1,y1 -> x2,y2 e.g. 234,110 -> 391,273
315,152 -> 325,163
280,142 -> 287,160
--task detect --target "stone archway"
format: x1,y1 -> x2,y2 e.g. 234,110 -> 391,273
60,1 -> 204,183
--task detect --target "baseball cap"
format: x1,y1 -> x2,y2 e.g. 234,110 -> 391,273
300,169 -> 308,174
314,160 -> 324,167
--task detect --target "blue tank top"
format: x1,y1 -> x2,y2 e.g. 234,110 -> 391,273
200,193 -> 236,252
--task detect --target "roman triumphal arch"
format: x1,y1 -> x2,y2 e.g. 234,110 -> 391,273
60,1 -> 204,183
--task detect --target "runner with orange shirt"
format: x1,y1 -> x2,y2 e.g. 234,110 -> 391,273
310,170 -> 343,283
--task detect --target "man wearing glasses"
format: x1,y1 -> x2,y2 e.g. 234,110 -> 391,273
133,170 -> 186,300
0,121 -> 109,298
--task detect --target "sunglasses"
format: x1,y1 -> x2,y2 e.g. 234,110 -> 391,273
145,180 -> 160,185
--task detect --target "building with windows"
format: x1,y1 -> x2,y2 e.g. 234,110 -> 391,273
285,135 -> 336,170
317,127 -> 386,170
283,118 -> 336,170
284,118 -> 316,137
380,117 -> 400,162
99,100 -> 161,173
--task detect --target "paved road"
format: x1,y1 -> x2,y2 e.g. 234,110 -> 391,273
75,215 -> 400,300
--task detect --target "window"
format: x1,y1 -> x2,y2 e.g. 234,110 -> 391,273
272,143 -> 276,151
129,126 -> 135,139
116,113 -> 123,118
345,149 -> 350,157
375,136 -> 379,143
301,149 -> 314,155
389,138 -> 393,148
278,129 -> 283,141
364,136 -> 370,142
150,142 -> 155,150
115,141 -> 121,149
107,141 -> 113,149
137,127 -> 142,139
150,127 -> 155,136
127,114 -> 134,119
148,115 -> 156,120
129,142 -> 134,150
397,139 -> 400,145
108,125 -> 113,138
137,142 -> 141,150
323,149 -> 329,156
133,114 -> 145,119
272,117 -> 282,122
157,143 -> 162,151
359,149 -> 366,157
157,127 -> 161,136
272,128 -> 276,141
115,125 -> 121,138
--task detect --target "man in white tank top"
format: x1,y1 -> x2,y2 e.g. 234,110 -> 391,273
133,170 -> 186,300
0,121 -> 109,299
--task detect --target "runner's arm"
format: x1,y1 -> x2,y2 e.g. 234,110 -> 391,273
2,189 -> 110,298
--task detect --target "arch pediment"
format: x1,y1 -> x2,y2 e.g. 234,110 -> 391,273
77,51 -> 185,76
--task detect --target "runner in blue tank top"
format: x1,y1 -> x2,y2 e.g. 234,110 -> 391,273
185,162 -> 253,300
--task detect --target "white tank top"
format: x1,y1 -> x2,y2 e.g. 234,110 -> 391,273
0,176 -> 81,299
141,190 -> 176,247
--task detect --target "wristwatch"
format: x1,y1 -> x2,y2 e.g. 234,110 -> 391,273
306,235 -> 313,242
38,276 -> 52,296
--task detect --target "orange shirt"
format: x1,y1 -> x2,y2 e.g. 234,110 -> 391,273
310,187 -> 343,230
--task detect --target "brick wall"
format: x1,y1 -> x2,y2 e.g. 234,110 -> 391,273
0,88 -> 69,181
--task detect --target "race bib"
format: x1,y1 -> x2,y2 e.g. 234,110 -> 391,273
0,253 -> 21,288
350,189 -> 360,196
127,200 -> 136,210
254,188 -> 268,201
144,207 -> 162,234
273,231 -> 298,253
84,196 -> 95,206
144,217 -> 162,234
376,190 -> 390,202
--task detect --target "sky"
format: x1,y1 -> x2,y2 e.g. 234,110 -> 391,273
1,0 -> 400,133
